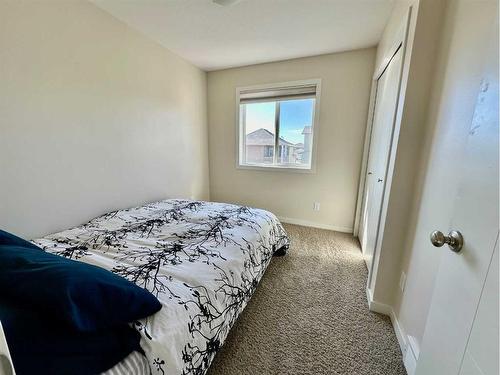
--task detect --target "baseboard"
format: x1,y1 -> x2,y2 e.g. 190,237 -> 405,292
278,216 -> 353,233
403,335 -> 419,375
365,288 -> 418,375
365,288 -> 392,315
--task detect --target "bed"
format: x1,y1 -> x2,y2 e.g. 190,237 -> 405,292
32,199 -> 289,375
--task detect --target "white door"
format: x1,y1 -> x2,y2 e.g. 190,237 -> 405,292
360,46 -> 403,272
416,15 -> 498,375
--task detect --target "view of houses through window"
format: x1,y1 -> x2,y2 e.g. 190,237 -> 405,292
241,98 -> 315,168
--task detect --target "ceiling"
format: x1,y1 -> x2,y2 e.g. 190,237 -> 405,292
92,0 -> 395,71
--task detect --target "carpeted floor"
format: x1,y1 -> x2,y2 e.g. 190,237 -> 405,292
207,224 -> 407,375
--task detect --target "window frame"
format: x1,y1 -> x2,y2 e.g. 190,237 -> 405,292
235,79 -> 322,173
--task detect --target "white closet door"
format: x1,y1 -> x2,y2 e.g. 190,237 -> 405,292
360,46 -> 403,272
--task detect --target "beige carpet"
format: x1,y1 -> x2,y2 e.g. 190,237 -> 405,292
207,224 -> 407,375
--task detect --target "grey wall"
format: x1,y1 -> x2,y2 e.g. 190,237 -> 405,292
207,49 -> 375,232
0,1 -> 209,239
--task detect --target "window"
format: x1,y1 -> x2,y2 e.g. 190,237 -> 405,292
264,145 -> 274,158
237,80 -> 320,170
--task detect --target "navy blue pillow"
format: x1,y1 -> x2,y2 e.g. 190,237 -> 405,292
0,298 -> 142,375
0,229 -> 42,250
0,231 -> 162,332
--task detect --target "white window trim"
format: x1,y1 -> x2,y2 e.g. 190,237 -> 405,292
235,79 -> 322,173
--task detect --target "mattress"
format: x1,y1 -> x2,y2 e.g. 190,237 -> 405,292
34,199 -> 289,375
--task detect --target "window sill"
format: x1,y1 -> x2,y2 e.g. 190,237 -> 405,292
236,163 -> 316,174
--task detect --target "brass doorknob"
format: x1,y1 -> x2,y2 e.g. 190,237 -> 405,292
430,230 -> 464,253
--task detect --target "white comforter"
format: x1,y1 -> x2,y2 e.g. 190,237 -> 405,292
33,199 -> 289,375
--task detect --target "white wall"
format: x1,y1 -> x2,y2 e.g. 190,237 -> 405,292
207,49 -> 375,231
394,0 -> 498,348
367,0 -> 448,306
0,1 -> 209,239
375,0 -> 414,73
367,0 -> 498,363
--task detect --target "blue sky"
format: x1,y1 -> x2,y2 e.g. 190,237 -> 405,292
245,99 -> 314,144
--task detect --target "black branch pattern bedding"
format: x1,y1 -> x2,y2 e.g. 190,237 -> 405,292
33,199 -> 289,375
